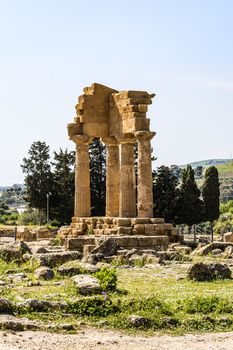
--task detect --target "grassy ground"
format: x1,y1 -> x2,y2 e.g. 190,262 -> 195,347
1,256 -> 233,334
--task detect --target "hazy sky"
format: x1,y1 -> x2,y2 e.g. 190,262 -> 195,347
0,0 -> 232,185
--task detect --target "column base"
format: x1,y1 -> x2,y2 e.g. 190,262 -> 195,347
59,216 -> 184,252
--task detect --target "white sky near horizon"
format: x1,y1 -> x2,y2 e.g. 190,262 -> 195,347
0,0 -> 232,186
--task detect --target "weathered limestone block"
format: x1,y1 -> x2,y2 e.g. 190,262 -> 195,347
66,237 -> 95,251
134,224 -> 145,235
154,224 -> 165,235
117,227 -> 133,235
223,232 -> 233,242
114,218 -> 131,227
150,218 -> 165,224
131,218 -> 151,225
144,224 -> 155,235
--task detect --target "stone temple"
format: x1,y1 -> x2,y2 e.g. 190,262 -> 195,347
61,83 -> 183,253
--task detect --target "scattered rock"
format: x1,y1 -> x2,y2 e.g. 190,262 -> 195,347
90,238 -> 119,257
188,262 -> 231,281
128,254 -> 144,266
224,246 -> 233,257
57,264 -> 81,277
17,299 -> 67,312
191,242 -> 233,256
34,251 -> 82,267
223,232 -> 233,243
79,262 -> 100,273
0,315 -> 40,331
27,281 -> 41,287
0,241 -> 31,262
0,280 -> 6,287
35,267 -> 54,280
83,253 -> 105,265
212,248 -> 222,255
59,323 -> 75,331
173,246 -> 192,255
72,274 -> 102,295
0,298 -> 13,313
127,315 -> 150,327
34,246 -> 49,254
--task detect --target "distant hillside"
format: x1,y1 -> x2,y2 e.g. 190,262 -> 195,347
180,159 -> 231,169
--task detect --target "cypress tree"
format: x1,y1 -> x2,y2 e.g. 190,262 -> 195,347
51,148 -> 75,225
153,166 -> 179,223
177,165 -> 204,230
21,141 -> 53,225
202,166 -> 220,241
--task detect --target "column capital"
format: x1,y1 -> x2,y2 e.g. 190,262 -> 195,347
117,134 -> 136,144
101,136 -> 119,146
72,134 -> 93,145
135,131 -> 156,141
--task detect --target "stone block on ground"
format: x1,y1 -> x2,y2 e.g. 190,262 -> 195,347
90,237 -> 119,257
0,241 -> 31,262
35,267 -> 54,280
34,251 -> 82,267
224,232 -> 233,243
72,274 -> 102,295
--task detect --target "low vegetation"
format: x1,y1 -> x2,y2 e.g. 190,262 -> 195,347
1,254 -> 233,334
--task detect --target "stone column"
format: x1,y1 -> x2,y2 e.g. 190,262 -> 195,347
102,137 -> 120,217
73,135 -> 92,217
135,131 -> 156,218
118,136 -> 136,217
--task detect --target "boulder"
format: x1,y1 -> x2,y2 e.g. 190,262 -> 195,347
0,241 -> 31,261
127,315 -> 150,327
0,298 -> 13,313
90,237 -> 119,257
35,267 -> 54,280
0,315 -> 40,331
188,262 -> 231,281
224,232 -> 233,243
212,248 -> 222,255
72,274 -> 102,295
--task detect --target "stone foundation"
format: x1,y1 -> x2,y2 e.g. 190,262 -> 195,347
60,217 -> 183,253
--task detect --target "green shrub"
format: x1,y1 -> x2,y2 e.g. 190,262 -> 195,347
181,296 -> 233,314
95,267 -> 117,292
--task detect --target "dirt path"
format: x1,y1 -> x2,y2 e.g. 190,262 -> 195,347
1,328 -> 233,350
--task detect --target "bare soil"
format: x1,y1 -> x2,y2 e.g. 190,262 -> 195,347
1,328 -> 233,350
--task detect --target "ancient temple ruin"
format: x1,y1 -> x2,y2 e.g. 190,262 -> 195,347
62,83 -> 182,252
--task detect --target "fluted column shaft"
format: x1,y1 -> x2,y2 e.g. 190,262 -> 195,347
102,137 -> 120,217
73,135 -> 91,217
119,138 -> 136,217
135,131 -> 156,218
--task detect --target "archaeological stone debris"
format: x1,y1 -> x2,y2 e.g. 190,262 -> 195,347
60,83 -> 183,252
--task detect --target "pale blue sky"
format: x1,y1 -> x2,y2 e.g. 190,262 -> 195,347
0,0 -> 232,185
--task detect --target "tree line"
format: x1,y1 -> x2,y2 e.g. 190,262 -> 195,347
21,140 -> 220,231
